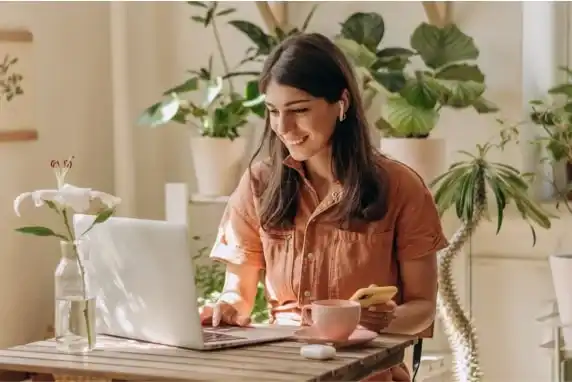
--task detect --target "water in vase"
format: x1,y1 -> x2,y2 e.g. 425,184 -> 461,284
55,296 -> 96,353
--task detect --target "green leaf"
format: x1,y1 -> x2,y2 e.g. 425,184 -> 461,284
374,116 -> 394,135
436,64 -> 485,83
191,16 -> 206,24
484,171 -> 506,234
243,80 -> 265,117
374,47 -> 416,70
187,1 -> 207,7
15,226 -> 68,240
94,208 -> 115,224
548,84 -> 572,97
546,139 -> 569,161
162,77 -> 198,95
335,38 -> 378,68
376,47 -> 416,59
370,70 -> 406,93
274,27 -> 286,41
410,23 -> 479,69
44,200 -> 60,213
216,8 -> 236,17
204,4 -> 216,26
339,12 -> 385,52
138,95 -> 182,127
79,209 -> 115,237
205,77 -> 223,107
229,20 -> 274,55
382,95 -> 439,137
222,71 -> 260,80
399,77 -> 443,109
437,79 -> 485,108
472,97 -> 499,113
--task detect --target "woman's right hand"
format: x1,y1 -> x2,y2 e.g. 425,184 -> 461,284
199,301 -> 251,327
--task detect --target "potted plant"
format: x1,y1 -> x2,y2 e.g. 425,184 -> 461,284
192,236 -> 269,323
228,4 -> 318,75
335,14 -> 498,183
527,68 -> 572,350
529,66 -> 572,202
138,2 -> 265,197
429,123 -> 553,381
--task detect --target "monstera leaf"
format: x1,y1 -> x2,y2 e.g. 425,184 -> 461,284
339,12 -> 385,52
382,96 -> 439,137
436,79 -> 485,108
411,23 -> 479,69
335,38 -> 378,68
399,75 -> 447,109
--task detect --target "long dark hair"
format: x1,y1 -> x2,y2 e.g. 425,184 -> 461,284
250,33 -> 390,231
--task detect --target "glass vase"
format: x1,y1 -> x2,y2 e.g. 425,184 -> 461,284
54,240 -> 96,353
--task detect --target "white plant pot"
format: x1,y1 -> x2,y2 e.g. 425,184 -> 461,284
189,136 -> 248,197
380,137 -> 446,185
549,254 -> 572,349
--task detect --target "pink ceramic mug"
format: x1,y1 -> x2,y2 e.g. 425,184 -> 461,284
301,299 -> 361,341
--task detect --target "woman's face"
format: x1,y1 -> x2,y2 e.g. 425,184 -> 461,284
264,80 -> 344,162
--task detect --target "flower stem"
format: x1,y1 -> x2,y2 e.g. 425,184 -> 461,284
211,18 -> 234,95
62,209 -> 94,349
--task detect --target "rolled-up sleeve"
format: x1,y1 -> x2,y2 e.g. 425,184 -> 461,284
396,170 -> 449,261
209,170 -> 264,269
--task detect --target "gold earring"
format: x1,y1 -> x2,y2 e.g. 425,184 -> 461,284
339,103 -> 346,122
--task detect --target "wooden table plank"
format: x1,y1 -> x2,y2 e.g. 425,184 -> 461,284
24,343 -> 347,372
0,334 -> 416,382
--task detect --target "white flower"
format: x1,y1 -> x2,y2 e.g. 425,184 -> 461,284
13,183 -> 122,217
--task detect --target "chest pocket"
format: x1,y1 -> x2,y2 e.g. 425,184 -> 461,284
331,227 -> 395,299
260,229 -> 295,299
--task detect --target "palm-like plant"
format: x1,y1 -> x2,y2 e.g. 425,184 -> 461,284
428,124 -> 553,382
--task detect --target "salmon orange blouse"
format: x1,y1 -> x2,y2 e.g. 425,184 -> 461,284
210,153 -> 449,381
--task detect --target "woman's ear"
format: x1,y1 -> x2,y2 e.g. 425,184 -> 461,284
340,89 -> 350,114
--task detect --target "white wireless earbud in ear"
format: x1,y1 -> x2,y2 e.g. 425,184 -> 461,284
339,101 -> 346,122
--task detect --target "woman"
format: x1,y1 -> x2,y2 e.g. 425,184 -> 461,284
200,33 -> 449,381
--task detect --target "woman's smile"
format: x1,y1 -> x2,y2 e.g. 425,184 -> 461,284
282,135 -> 309,146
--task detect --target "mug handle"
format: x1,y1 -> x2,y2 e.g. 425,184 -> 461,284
300,305 -> 314,326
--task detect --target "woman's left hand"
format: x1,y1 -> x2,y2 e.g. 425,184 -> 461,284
359,300 -> 397,332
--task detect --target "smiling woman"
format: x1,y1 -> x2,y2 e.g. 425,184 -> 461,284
201,33 -> 449,382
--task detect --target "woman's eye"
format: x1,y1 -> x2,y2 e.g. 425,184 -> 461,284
291,108 -> 309,114
268,109 -> 279,115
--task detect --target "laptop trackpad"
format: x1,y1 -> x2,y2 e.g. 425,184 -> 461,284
202,327 -> 248,343
203,325 -> 297,343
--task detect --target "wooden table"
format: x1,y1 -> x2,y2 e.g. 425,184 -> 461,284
0,334 -> 416,381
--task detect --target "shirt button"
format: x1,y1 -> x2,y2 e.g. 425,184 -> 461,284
307,252 -> 314,259
304,290 -> 311,298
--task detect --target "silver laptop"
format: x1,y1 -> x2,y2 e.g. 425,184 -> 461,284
72,214 -> 295,350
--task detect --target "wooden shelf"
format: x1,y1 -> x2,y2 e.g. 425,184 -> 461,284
0,29 -> 33,43
0,129 -> 38,143
189,194 -> 230,204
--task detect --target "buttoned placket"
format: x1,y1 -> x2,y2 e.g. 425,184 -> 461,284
297,189 -> 342,306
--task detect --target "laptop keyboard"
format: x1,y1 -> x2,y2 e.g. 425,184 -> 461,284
202,327 -> 247,343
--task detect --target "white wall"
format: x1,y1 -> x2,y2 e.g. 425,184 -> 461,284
0,1 -> 565,380
0,1 -> 113,346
